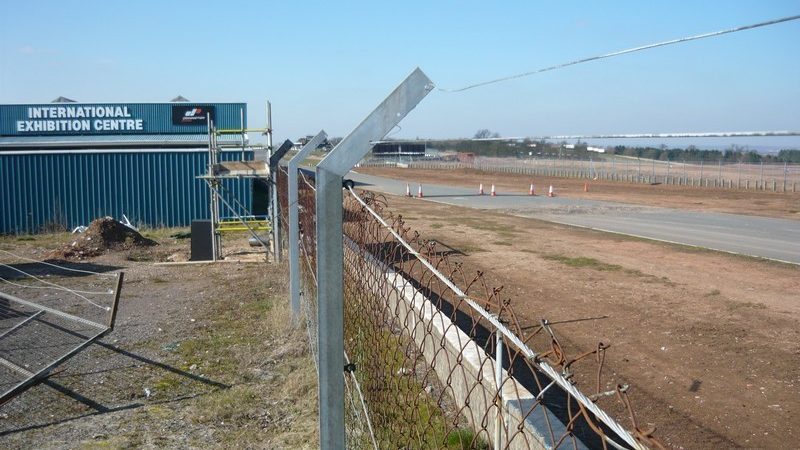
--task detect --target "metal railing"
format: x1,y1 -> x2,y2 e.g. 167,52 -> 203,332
359,157 -> 800,193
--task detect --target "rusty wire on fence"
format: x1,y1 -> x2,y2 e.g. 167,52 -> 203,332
279,167 -> 664,449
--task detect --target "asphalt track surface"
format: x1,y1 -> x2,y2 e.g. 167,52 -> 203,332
348,172 -> 800,265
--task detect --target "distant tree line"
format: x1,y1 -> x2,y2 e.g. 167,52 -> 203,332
609,145 -> 800,163
382,129 -> 800,163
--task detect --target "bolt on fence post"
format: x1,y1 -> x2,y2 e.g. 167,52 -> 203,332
288,131 -> 327,323
315,68 -> 433,450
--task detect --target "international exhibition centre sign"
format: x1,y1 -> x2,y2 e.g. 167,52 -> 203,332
0,103 -> 219,136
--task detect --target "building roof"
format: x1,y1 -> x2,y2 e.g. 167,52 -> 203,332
0,133 -> 247,150
51,96 -> 77,103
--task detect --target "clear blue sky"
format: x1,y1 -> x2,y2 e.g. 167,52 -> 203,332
1,1 -> 798,149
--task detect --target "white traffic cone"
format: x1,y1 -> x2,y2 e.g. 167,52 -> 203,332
529,183 -> 535,196
406,183 -> 411,197
479,183 -> 484,195
548,185 -> 555,197
491,184 -> 496,196
417,184 -> 424,198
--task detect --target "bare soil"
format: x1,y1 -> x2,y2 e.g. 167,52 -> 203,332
0,230 -> 317,449
48,217 -> 157,260
359,167 -> 800,221
356,167 -> 800,449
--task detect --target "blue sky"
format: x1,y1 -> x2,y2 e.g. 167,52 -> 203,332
1,1 -> 798,149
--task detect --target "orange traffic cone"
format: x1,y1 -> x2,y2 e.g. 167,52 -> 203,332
529,183 -> 535,196
584,181 -> 589,192
417,184 -> 424,198
479,183 -> 484,195
491,184 -> 496,196
548,185 -> 555,197
406,183 -> 412,197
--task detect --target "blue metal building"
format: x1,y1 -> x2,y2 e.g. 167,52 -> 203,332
0,101 -> 256,234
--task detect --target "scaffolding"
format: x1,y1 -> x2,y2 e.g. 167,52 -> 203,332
198,104 -> 274,262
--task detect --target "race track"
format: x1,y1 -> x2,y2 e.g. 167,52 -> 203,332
348,172 -> 800,264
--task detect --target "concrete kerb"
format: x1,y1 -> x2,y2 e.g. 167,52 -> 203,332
342,237 -> 559,450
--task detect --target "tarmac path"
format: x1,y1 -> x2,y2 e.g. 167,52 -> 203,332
348,171 -> 800,264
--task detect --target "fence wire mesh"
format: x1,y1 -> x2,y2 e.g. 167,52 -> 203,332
278,167 -> 664,449
360,157 -> 800,192
0,251 -> 121,403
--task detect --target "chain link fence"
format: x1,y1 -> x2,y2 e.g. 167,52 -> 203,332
360,157 -> 800,192
278,167 -> 664,449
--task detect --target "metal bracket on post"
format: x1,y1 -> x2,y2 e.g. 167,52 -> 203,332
315,67 -> 434,450
288,130 -> 327,323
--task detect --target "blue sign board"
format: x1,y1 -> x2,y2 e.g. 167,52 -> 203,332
0,103 -> 245,136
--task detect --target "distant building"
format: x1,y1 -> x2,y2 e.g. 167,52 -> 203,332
372,141 -> 426,158
0,100 -> 255,233
587,146 -> 606,153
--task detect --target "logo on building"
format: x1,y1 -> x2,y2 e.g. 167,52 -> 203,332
172,105 -> 215,125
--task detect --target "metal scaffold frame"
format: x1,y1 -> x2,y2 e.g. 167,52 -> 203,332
199,105 -> 274,262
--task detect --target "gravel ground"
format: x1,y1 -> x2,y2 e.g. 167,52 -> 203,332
0,230 -> 318,449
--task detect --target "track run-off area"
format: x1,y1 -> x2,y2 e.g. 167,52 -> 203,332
347,165 -> 799,448
348,170 -> 800,265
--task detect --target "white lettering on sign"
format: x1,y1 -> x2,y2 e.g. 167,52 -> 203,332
16,119 -> 92,132
16,106 -> 143,133
93,119 -> 144,131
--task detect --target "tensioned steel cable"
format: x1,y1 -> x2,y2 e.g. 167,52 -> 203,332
440,14 -> 800,92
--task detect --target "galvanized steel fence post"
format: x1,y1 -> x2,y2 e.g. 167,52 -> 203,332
315,68 -> 433,450
288,131 -> 327,323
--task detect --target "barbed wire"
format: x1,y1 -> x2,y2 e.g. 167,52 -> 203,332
346,186 -> 649,449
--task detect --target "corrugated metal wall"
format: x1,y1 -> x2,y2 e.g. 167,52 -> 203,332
0,151 -> 254,234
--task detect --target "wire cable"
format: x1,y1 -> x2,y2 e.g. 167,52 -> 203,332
0,249 -> 118,277
440,14 -> 800,93
0,263 -> 110,310
0,275 -> 112,296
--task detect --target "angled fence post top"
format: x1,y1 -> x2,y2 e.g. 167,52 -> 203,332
269,139 -> 295,168
318,67 -> 435,176
288,129 -> 327,322
289,131 -> 328,168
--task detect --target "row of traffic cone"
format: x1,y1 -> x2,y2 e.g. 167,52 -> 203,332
406,182 -> 563,198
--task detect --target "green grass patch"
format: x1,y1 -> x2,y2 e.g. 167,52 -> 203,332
430,223 -> 443,229
543,254 -> 622,271
152,375 -> 182,393
189,384 -> 261,426
442,216 -> 519,237
346,314 -> 453,448
446,428 -> 489,449
492,241 -> 512,246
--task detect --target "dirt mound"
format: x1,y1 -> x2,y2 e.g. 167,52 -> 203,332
50,217 -> 157,260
